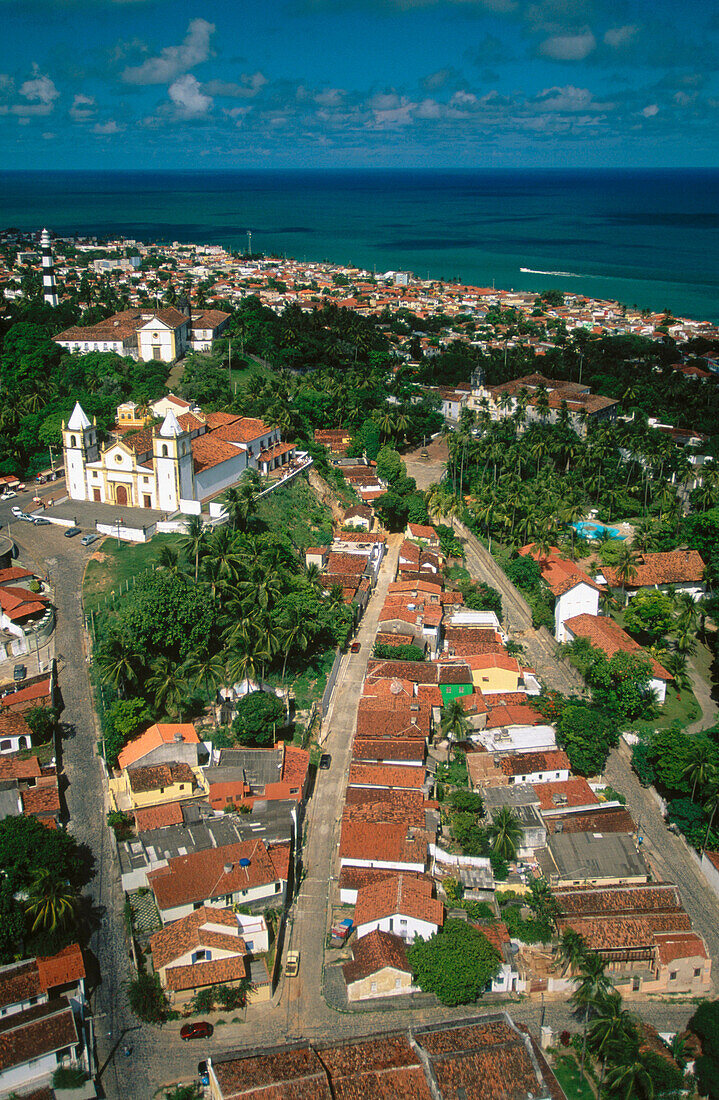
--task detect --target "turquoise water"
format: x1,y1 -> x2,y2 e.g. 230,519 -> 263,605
2,168 -> 719,321
573,521 -> 626,541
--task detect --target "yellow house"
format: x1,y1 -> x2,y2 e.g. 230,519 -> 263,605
465,653 -> 522,695
109,761 -> 206,813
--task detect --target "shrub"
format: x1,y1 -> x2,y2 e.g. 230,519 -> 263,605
449,789 -> 484,814
232,691 -> 284,747
128,972 -> 168,1023
52,1066 -> 88,1089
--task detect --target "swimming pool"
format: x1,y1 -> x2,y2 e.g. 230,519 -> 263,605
572,521 -> 626,541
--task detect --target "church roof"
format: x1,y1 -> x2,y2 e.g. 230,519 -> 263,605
67,402 -> 90,431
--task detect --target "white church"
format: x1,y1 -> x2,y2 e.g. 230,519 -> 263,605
61,395 -> 296,513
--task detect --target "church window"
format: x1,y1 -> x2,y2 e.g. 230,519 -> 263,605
115,454 -> 122,464
70,436 -> 77,448
161,444 -> 169,457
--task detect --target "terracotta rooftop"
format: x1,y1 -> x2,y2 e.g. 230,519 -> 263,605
339,820 -> 429,868
118,722 -> 199,770
353,739 -> 426,764
554,882 -> 683,918
134,801 -> 185,832
354,873 -> 443,929
601,549 -> 705,589
501,750 -> 570,777
151,906 -> 245,971
531,778 -> 601,812
348,762 -> 426,790
127,761 -> 196,794
147,839 -> 282,911
0,997 -> 77,1073
342,929 -> 412,985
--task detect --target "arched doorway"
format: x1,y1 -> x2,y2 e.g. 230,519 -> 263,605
116,485 -> 128,506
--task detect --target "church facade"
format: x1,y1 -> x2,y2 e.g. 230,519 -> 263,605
61,398 -> 296,512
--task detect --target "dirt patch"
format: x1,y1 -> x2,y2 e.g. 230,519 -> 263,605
403,435 -> 448,491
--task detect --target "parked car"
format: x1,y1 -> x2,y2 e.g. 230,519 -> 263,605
19,513 -> 34,522
197,1061 -> 209,1087
11,506 -> 23,517
180,1022 -> 213,1041
319,753 -> 332,770
13,665 -> 26,683
285,950 -> 300,977
64,526 -> 81,538
33,517 -> 50,526
80,533 -> 100,546
0,491 -> 16,500
350,641 -> 361,653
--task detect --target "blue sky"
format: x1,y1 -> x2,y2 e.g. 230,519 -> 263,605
2,0 -> 718,169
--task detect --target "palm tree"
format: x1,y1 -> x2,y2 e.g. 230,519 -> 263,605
226,642 -> 258,696
557,928 -> 586,976
604,1057 -> 654,1100
588,990 -> 639,1095
147,656 -> 190,720
440,697 -> 470,750
24,869 -> 78,933
278,606 -> 311,684
571,952 -> 615,1077
95,630 -> 144,697
157,544 -> 184,580
702,783 -> 719,853
202,525 -> 242,593
682,738 -> 717,802
179,514 -> 206,583
614,543 -> 640,604
183,648 -> 226,728
487,807 -> 523,862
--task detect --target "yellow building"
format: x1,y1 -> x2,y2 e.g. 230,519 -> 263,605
109,761 -> 205,813
464,653 -> 522,695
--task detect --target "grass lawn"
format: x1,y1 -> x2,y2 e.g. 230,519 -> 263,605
82,532 -> 181,616
634,684 -> 701,733
256,476 -> 334,553
551,1053 -> 596,1100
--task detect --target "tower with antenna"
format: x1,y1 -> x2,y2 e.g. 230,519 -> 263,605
40,228 -> 58,307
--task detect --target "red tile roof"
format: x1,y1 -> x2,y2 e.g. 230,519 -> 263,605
0,997 -> 78,1072
35,945 -> 85,992
601,549 -> 705,589
342,930 -> 412,985
501,751 -> 570,777
118,723 -> 199,770
339,821 -> 429,868
354,873 -> 443,929
531,778 -> 601,811
348,763 -> 426,790
148,839 -> 281,911
150,906 -> 244,970
134,801 -> 185,832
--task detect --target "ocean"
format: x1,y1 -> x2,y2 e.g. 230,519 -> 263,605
2,168 -> 719,323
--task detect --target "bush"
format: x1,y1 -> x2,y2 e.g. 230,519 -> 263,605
449,789 -> 484,814
128,972 -> 168,1024
506,556 -> 542,590
52,1066 -> 88,1089
24,706 -> 57,745
373,642 -> 425,662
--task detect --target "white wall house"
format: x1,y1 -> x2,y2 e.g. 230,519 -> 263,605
354,875 -> 443,945
555,580 -> 600,643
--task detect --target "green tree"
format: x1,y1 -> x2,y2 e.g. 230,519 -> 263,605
232,691 -> 284,747
0,883 -> 26,963
588,990 -> 639,1094
23,706 -> 57,745
24,868 -> 79,933
407,919 -> 501,1005
147,656 -> 190,720
183,647 -> 226,728
102,698 -> 152,768
571,953 -> 614,1077
623,591 -> 675,644
128,972 -> 168,1024
117,570 -> 217,664
0,816 -> 86,893
556,704 -> 618,776
604,1058 -> 654,1100
440,697 -> 470,749
487,807 -> 523,861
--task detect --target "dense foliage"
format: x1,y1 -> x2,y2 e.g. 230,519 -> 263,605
407,919 -> 501,1005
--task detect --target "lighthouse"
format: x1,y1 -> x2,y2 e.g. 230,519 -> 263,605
40,228 -> 58,308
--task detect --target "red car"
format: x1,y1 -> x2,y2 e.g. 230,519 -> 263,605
350,641 -> 361,653
180,1021 -> 213,1041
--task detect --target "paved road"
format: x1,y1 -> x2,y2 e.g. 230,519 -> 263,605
281,533 -> 403,1039
3,512 -> 149,1099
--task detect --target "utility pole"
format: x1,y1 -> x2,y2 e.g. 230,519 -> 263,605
247,230 -> 252,257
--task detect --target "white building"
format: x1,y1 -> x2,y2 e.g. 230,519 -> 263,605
354,874 -> 443,944
61,401 -> 294,512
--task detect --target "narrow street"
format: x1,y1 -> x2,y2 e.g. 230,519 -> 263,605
280,533 -> 403,1037
10,524 -> 149,1100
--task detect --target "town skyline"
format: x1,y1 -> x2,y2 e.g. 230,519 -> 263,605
2,0 -> 719,169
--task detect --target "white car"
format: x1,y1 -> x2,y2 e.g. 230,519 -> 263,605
11,506 -> 23,517
1,492 -> 17,500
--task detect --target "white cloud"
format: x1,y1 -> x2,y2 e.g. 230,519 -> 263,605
604,25 -> 637,49
93,120 -> 123,134
539,30 -> 596,61
641,103 -> 659,116
203,72 -> 267,99
534,85 -> 598,112
70,94 -> 95,120
168,74 -> 212,118
19,73 -> 59,105
122,18 -> 214,85
42,131 -> 55,139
